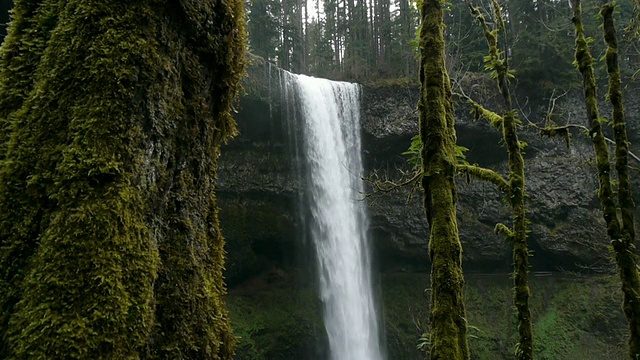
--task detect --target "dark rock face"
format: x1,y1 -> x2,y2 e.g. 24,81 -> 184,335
219,61 -> 640,285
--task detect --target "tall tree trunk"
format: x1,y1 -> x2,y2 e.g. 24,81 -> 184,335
572,1 -> 640,356
303,0 -> 308,72
418,0 -> 469,358
0,0 -> 246,358
472,3 -> 534,357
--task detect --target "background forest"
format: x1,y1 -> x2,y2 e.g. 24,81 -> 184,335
246,0 -> 639,98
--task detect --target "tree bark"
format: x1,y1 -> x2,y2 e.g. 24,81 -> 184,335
418,0 -> 469,358
572,1 -> 640,357
0,0 -> 246,358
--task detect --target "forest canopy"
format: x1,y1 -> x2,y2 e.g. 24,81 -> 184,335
247,0 -> 639,100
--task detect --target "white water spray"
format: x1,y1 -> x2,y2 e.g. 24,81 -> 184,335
285,73 -> 383,360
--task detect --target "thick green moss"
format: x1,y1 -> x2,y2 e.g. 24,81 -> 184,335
0,2 -> 162,357
0,0 -> 246,358
418,0 -> 469,358
457,164 -> 508,193
0,0 -> 61,155
0,2 -> 61,352
144,2 -> 246,358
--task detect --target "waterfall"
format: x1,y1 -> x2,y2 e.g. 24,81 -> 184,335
281,72 -> 383,360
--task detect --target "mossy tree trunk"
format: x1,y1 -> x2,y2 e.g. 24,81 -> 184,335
503,110 -> 533,360
0,0 -> 246,359
0,2 -> 62,354
418,0 -> 469,359
464,2 -> 533,358
571,1 -> 640,357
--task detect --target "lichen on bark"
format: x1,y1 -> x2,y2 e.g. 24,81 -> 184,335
0,0 -> 246,358
418,0 -> 470,358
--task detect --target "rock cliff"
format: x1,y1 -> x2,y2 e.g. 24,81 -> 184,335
219,59 -> 640,285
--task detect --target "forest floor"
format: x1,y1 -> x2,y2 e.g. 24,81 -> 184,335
227,271 -> 627,360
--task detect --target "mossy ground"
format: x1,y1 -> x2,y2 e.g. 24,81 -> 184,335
227,272 -> 626,360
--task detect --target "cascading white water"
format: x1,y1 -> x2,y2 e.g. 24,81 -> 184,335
285,73 -> 383,360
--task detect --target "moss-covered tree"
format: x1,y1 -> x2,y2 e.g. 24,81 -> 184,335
418,0 -> 470,358
567,0 -> 640,356
0,0 -> 246,359
456,1 -> 534,358
0,2 -> 62,355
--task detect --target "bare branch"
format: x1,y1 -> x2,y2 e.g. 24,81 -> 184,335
362,169 -> 422,203
533,121 -> 640,164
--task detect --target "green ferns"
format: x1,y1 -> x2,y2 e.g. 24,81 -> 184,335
0,0 -> 246,359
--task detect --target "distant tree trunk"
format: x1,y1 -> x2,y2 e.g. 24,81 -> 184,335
0,0 -> 246,358
373,0 -> 380,67
399,0 -> 412,76
418,0 -> 469,359
303,0 -> 308,72
572,1 -> 640,357
293,0 -> 304,72
280,2 -> 291,70
369,0 -> 376,70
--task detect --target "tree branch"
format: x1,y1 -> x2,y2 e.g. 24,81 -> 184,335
455,90 -> 503,128
494,222 -> 514,240
362,169 -> 422,202
457,164 -> 510,193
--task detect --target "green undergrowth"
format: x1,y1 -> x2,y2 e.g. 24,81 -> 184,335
227,284 -> 325,359
390,273 -> 625,360
227,272 -> 626,360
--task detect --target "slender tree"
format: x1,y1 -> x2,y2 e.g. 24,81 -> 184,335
0,0 -> 246,358
458,2 -> 534,358
567,0 -> 640,356
418,0 -> 470,358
